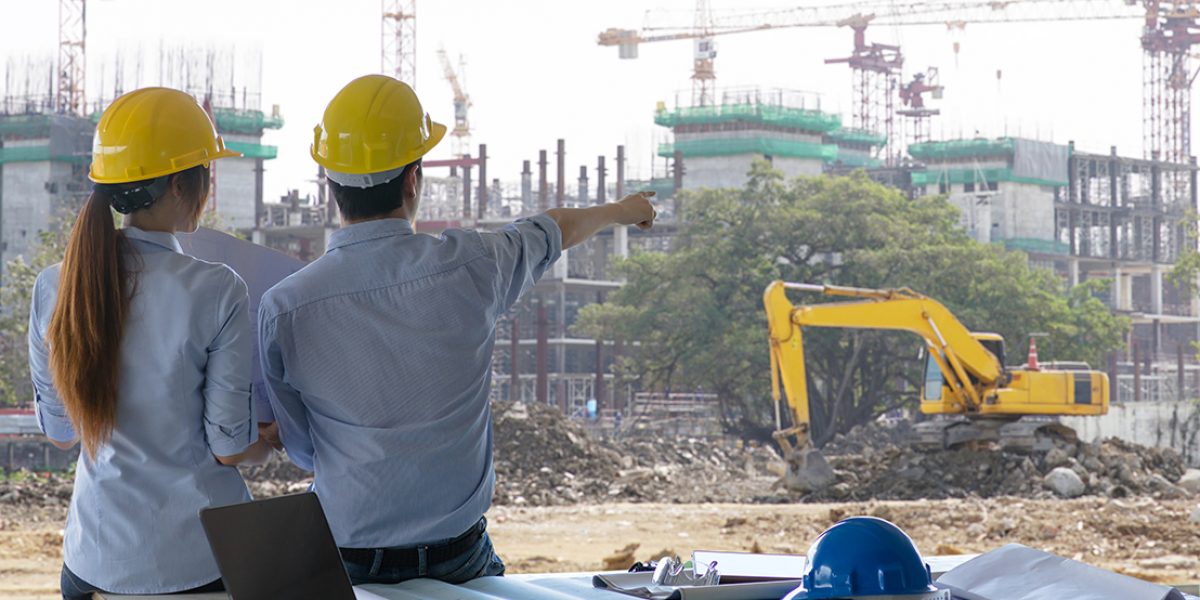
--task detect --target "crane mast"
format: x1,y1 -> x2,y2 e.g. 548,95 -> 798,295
438,47 -> 471,158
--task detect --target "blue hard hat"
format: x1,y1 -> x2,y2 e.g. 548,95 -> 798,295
783,517 -> 940,600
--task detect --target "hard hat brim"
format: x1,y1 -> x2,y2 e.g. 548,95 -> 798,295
89,147 -> 243,184
310,120 -> 447,176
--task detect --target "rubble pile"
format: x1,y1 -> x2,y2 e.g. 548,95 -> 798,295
491,401 -> 780,506
807,421 -> 1193,502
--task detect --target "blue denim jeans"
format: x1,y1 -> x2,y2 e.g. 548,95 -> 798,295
341,528 -> 506,586
60,564 -> 224,600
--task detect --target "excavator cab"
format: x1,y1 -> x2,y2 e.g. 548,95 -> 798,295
921,333 -> 1005,408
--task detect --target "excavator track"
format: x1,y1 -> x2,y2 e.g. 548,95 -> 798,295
913,417 -> 1078,452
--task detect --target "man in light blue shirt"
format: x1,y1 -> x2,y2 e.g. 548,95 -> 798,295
258,75 -> 656,585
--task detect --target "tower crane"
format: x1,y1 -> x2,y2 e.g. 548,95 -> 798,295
600,1 -> 1200,170
437,47 -> 471,158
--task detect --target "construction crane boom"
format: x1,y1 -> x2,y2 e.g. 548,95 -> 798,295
603,0 -> 1144,45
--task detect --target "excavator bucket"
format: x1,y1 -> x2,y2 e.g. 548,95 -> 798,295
781,446 -> 837,493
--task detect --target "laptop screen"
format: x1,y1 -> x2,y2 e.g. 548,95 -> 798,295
200,492 -> 356,600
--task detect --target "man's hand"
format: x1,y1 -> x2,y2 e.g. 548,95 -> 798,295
614,191 -> 657,230
258,421 -> 283,451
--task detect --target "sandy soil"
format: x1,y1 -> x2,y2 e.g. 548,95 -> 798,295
2,498 -> 1198,599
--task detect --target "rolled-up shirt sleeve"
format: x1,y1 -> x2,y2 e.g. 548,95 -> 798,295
258,305 -> 315,471
478,214 -> 563,313
27,271 -> 76,443
203,271 -> 257,457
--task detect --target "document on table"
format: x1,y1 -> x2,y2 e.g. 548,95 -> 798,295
936,544 -> 1187,600
177,227 -> 305,423
593,571 -> 803,600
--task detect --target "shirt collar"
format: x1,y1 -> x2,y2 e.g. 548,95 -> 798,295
327,218 -> 415,251
123,226 -> 183,254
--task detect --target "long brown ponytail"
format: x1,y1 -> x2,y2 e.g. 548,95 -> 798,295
47,192 -> 129,458
46,166 -> 209,458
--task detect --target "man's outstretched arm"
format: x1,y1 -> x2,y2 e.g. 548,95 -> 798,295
545,191 -> 657,249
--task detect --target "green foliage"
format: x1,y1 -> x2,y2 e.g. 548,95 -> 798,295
1168,210 -> 1200,299
0,220 -> 71,407
590,162 -> 1130,444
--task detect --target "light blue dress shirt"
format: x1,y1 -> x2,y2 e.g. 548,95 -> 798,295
27,227 -> 256,594
259,216 -> 562,548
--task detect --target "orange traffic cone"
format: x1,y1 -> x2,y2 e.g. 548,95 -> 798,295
1026,337 -> 1040,371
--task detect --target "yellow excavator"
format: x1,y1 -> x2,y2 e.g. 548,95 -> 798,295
764,281 -> 1109,492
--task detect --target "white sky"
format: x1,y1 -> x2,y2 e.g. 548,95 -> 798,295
0,0 -> 1150,202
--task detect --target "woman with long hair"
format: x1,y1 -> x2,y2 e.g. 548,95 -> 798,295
27,87 -> 273,599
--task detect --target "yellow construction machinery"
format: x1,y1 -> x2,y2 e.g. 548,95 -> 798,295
764,281 -> 1109,492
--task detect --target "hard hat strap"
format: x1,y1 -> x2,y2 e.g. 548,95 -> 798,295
101,176 -> 172,215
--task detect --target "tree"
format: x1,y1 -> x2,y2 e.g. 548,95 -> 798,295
580,163 -> 1130,445
0,220 -> 71,407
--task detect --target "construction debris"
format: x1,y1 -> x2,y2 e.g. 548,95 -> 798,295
807,421 -> 1192,502
490,401 -> 780,506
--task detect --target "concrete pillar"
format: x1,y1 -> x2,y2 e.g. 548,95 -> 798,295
597,155 -> 607,204
614,225 -> 629,260
556,139 -> 566,209
1121,272 -> 1133,313
538,150 -> 548,212
251,229 -> 265,245
1068,258 -> 1080,288
521,160 -> 532,213
578,165 -> 589,205
477,144 -> 488,219
1111,265 -> 1123,310
462,165 -> 472,220
1152,265 -> 1164,315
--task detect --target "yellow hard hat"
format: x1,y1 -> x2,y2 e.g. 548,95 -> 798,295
90,87 -> 241,184
311,75 -> 446,186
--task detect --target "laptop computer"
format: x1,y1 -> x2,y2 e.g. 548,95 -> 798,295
200,492 -> 359,600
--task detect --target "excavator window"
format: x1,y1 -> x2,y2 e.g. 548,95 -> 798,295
923,353 -> 945,401
979,339 -> 1006,369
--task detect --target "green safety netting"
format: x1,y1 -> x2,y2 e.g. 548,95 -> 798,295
912,167 -> 1064,188
0,115 -> 52,138
626,178 -> 676,197
658,138 -> 838,161
908,138 -> 1015,161
226,141 -> 278,160
1003,237 -> 1070,255
0,145 -> 88,165
827,128 -> 887,147
214,108 -> 284,135
654,103 -> 842,134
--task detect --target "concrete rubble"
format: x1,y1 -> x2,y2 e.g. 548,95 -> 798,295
807,421 -> 1192,502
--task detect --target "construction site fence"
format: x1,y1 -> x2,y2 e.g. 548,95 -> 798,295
0,438 -> 77,473
655,103 -> 842,134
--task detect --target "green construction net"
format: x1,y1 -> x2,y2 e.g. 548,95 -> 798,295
1003,237 -> 1070,255
912,167 -> 1064,188
625,178 -> 676,198
658,138 -> 838,161
654,103 -> 841,134
827,128 -> 887,147
226,141 -> 278,160
0,145 -> 87,165
0,115 -> 52,138
908,138 -> 1015,161
214,108 -> 284,135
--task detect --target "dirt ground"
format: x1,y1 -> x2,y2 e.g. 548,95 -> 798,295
2,498 -> 1198,599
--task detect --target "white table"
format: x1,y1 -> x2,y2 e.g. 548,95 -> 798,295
96,556 -> 982,599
